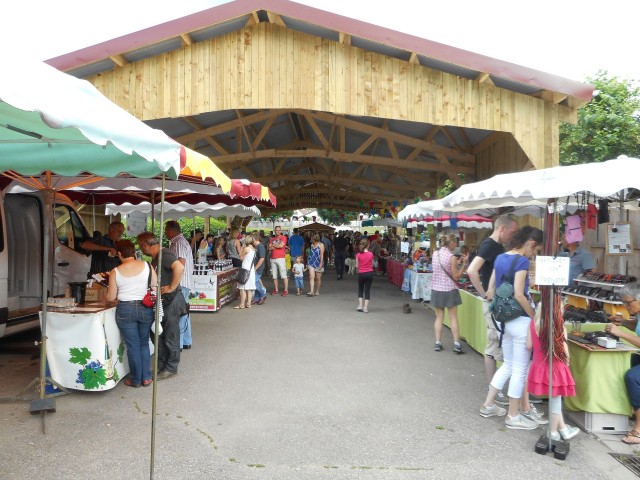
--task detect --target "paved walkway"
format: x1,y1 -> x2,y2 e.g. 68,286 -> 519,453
0,270 -> 637,479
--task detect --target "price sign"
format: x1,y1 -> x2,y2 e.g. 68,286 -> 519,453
606,222 -> 633,255
535,256 -> 570,286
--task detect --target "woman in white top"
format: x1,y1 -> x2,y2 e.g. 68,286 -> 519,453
235,235 -> 256,309
107,239 -> 157,388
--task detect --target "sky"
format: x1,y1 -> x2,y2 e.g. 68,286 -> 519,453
1,0 -> 638,84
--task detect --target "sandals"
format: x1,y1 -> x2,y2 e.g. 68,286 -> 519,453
622,429 -> 640,444
306,292 -> 314,296
233,306 -> 245,309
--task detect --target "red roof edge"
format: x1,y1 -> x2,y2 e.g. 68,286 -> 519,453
46,0 -> 594,101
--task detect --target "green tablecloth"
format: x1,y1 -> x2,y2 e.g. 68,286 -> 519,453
564,323 -> 634,415
443,290 -> 486,355
442,301 -> 636,415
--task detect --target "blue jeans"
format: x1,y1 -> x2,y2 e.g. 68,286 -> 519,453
254,271 -> 266,300
625,364 -> 640,410
179,288 -> 192,348
294,276 -> 304,289
116,301 -> 153,384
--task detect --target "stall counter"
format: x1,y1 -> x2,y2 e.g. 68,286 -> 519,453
408,270 -> 432,302
189,268 -> 239,311
563,322 -> 635,433
442,289 -> 487,355
386,259 -> 405,288
41,304 -> 130,391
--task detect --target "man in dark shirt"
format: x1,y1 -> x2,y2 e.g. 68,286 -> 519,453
466,214 -> 518,402
81,221 -> 125,275
137,231 -> 186,380
333,232 -> 348,279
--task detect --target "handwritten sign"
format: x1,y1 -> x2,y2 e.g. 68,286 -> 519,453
535,256 -> 570,286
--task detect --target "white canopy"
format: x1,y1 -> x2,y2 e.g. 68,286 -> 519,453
106,202 -> 260,219
440,157 -> 640,210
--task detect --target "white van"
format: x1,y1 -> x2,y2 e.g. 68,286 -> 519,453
0,190 -> 90,338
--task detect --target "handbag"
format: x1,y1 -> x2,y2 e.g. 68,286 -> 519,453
235,249 -> 257,284
489,255 -> 527,345
142,262 -> 157,308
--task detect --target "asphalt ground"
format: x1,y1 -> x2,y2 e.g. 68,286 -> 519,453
0,268 -> 638,479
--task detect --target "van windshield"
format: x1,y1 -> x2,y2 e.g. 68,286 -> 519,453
54,204 -> 89,252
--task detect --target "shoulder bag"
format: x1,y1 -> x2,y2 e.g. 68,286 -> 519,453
235,249 -> 257,284
141,262 -> 157,307
489,255 -> 527,345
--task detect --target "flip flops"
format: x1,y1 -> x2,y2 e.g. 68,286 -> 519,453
622,429 -> 640,444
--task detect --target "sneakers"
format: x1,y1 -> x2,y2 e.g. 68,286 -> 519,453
480,403 -> 507,418
256,297 -> 266,305
434,342 -> 443,352
529,394 -> 544,404
505,414 -> 538,430
495,391 -> 510,406
558,426 -> 580,440
281,290 -> 288,296
270,290 -> 279,295
157,370 -> 177,380
453,343 -> 465,354
521,405 -> 548,425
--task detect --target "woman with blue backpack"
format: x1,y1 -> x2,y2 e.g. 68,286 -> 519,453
479,226 -> 543,430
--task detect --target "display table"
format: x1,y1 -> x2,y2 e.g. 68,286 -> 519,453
386,259 -> 405,288
41,304 -> 130,391
564,322 -> 635,433
189,268 -> 239,311
442,289 -> 486,355
408,270 -> 432,302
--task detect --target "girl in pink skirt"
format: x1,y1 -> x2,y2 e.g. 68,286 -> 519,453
527,309 -> 579,441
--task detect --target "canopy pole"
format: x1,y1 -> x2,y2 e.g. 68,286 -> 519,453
150,175 -> 166,480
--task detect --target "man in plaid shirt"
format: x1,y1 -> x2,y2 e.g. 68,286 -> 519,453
165,221 -> 194,350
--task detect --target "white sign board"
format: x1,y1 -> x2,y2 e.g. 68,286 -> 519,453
535,256 -> 570,286
125,212 -> 148,237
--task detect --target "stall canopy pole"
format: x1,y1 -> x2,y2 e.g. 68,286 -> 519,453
149,174 -> 167,480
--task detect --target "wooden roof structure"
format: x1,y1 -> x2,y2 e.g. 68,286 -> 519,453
49,0 -> 594,214
298,221 -> 335,233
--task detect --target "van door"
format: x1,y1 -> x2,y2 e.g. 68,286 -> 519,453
52,201 -> 91,295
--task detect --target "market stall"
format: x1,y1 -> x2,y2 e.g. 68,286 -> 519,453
408,270 -> 432,302
428,156 -> 640,439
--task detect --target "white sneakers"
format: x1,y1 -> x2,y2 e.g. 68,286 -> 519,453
479,403 -> 507,418
549,426 -> 580,441
505,414 -> 538,430
520,405 -> 548,425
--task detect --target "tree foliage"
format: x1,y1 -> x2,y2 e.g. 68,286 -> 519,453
560,71 -> 640,165
317,209 -> 358,225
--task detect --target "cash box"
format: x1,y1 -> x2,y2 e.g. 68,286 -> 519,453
597,337 -> 617,349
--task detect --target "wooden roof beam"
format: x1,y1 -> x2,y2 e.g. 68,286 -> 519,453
266,11 -> 286,26
339,32 -> 351,45
180,33 -> 193,47
110,54 -> 129,67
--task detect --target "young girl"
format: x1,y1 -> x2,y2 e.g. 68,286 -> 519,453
528,306 -> 579,441
356,238 -> 374,313
292,256 -> 306,296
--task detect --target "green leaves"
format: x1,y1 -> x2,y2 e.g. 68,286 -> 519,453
79,365 -> 108,390
560,70 -> 640,165
69,347 -> 91,365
